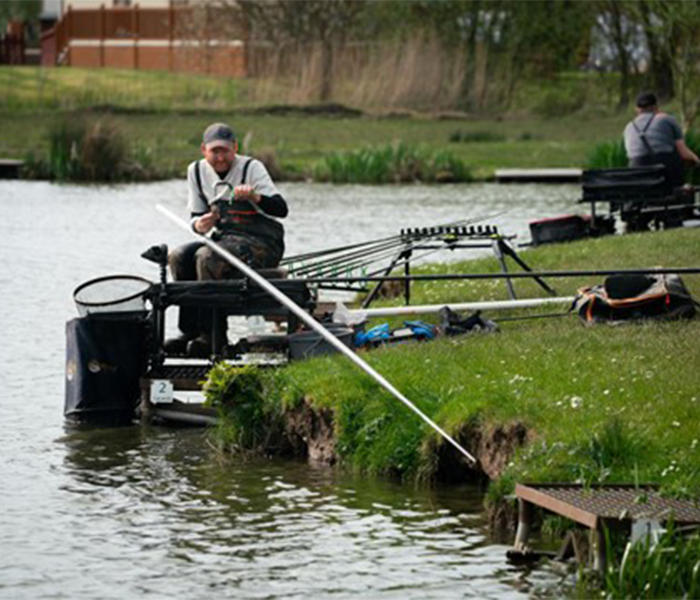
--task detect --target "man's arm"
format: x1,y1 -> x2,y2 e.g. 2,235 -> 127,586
187,161 -> 218,233
235,160 -> 288,218
258,194 -> 288,217
676,139 -> 700,166
232,185 -> 288,217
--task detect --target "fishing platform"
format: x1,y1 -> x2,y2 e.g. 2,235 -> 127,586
509,483 -> 700,573
0,159 -> 23,179
495,168 -> 582,184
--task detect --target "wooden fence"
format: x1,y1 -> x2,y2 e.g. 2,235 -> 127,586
0,35 -> 25,65
42,4 -> 248,77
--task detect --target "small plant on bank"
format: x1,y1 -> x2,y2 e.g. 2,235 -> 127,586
313,142 -> 473,184
48,119 -> 87,181
585,139 -> 627,170
26,116 -> 158,182
203,363 -> 274,452
80,119 -> 129,181
686,130 -> 700,185
587,524 -> 700,599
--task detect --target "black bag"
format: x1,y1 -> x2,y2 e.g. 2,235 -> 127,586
574,274 -> 697,324
439,307 -> 498,336
65,315 -> 147,425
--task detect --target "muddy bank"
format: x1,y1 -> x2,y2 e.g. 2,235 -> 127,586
277,397 -> 529,482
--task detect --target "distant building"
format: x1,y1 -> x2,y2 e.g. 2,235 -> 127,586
39,0 -> 248,77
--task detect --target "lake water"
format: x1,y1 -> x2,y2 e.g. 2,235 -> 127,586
0,181 -> 580,599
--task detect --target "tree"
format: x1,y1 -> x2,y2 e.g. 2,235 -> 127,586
0,0 -> 41,44
633,0 -> 675,101
592,0 -> 641,108
408,1 -> 594,111
656,0 -> 700,129
240,0 -> 366,102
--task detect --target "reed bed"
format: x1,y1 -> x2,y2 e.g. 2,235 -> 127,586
598,525 -> 700,599
585,139 -> 628,169
313,142 -> 473,184
247,36 -> 470,112
24,116 -> 157,182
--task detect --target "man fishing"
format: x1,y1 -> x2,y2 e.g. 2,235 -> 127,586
166,122 -> 288,356
623,91 -> 700,189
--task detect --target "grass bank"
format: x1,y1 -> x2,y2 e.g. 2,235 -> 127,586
206,227 -> 700,501
0,66 -> 636,181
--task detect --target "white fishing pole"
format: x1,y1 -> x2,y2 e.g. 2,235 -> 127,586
347,296 -> 575,319
157,204 -> 478,466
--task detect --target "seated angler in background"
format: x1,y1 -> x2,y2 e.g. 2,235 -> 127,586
165,122 -> 288,356
623,91 -> 700,189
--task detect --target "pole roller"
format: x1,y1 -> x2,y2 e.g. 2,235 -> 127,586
156,204 -> 478,465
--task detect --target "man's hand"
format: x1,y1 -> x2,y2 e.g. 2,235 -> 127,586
194,209 -> 219,234
234,184 -> 260,203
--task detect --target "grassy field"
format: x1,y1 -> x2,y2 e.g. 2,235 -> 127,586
0,66 -> 635,180
207,227 -> 700,504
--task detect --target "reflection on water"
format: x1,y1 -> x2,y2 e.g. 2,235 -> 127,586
0,181 -> 575,598
55,425 -> 560,599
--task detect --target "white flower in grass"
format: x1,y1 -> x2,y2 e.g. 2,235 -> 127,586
691,439 -> 698,450
672,421 -> 681,428
570,396 -> 583,409
603,389 -> 610,396
662,462 -> 676,476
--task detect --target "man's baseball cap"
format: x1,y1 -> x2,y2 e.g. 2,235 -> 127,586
636,91 -> 657,109
202,122 -> 236,149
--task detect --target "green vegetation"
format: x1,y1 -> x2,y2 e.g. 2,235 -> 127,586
586,140 -> 627,170
687,131 -> 700,185
23,116 -> 155,182
313,142 -> 473,184
0,66 -> 242,112
203,363 -> 275,451
0,67 -> 642,182
207,228 -> 700,498
591,525 -> 700,599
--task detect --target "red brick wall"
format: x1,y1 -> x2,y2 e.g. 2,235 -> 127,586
138,47 -> 170,71
49,6 -> 248,78
66,42 -> 246,77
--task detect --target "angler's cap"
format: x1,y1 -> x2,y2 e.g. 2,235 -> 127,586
202,122 -> 236,150
636,91 -> 658,109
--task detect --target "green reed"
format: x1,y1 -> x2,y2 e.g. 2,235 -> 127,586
585,139 -> 628,170
313,142 -> 473,184
26,116 -> 157,182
